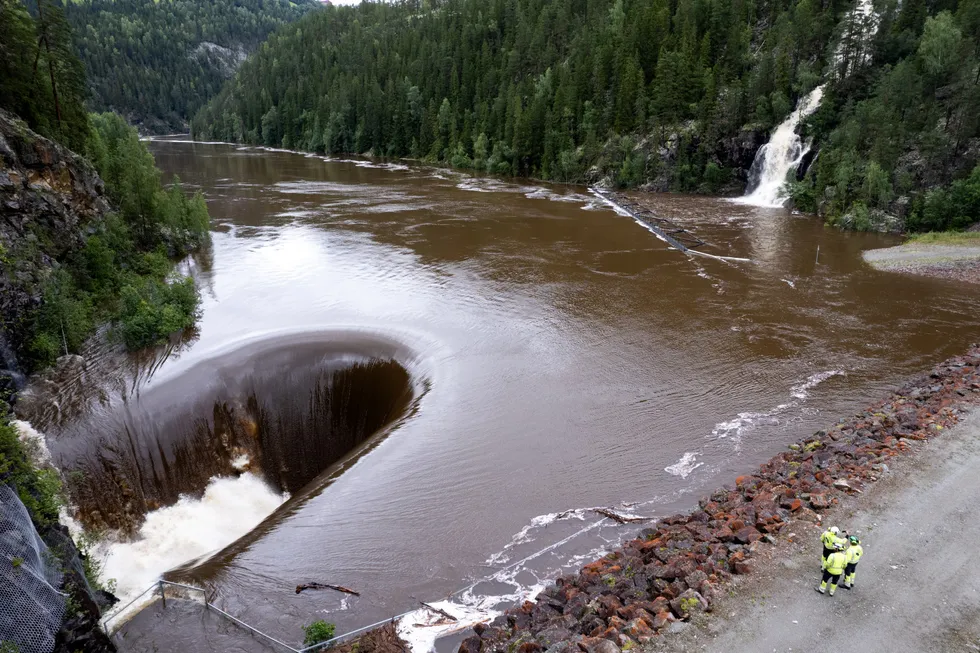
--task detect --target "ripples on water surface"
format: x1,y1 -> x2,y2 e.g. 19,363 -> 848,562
21,141 -> 980,649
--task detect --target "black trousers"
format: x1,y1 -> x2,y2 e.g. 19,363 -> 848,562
822,545 -> 835,560
844,562 -> 857,577
822,570 -> 842,586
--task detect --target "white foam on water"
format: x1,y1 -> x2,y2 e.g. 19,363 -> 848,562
790,370 -> 845,400
484,510 -> 586,565
399,516 -> 608,652
665,452 -> 703,479
98,473 -> 287,605
12,419 -> 52,466
712,369 -> 844,449
781,278 -> 797,289
398,601 -> 504,653
275,209 -> 319,219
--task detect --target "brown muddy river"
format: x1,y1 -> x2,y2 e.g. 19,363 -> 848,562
21,141 -> 980,650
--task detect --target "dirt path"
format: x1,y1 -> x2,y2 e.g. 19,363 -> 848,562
649,409 -> 980,653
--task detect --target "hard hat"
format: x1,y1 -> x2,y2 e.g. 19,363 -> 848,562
835,542 -> 846,551
849,535 -> 859,545
830,526 -> 840,534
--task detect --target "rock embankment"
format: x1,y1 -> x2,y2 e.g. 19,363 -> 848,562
461,346 -> 980,653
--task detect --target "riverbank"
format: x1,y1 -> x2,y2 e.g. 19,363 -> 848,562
462,345 -> 980,653
863,232 -> 980,284
648,406 -> 980,653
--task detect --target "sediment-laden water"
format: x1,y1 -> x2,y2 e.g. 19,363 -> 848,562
17,140 -> 980,649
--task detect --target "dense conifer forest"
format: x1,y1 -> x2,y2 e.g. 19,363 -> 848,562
193,0 -> 980,231
65,0 -> 320,133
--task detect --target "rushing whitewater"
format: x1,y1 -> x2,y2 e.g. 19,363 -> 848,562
738,86 -> 825,207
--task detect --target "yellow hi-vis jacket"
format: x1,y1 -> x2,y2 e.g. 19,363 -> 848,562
824,551 -> 847,575
846,544 -> 863,565
821,529 -> 841,548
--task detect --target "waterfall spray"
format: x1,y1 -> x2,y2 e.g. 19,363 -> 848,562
736,86 -> 825,208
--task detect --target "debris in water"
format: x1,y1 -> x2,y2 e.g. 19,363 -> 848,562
419,601 -> 457,622
591,508 -> 652,524
295,582 -> 360,596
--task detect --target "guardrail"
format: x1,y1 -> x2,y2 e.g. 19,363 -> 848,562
100,580 -> 410,652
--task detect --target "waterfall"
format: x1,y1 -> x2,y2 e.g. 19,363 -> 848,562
737,85 -> 825,208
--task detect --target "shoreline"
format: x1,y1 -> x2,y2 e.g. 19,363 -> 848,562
863,240 -> 980,284
459,345 -> 980,653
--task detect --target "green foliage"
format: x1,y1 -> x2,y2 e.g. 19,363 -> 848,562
190,0 -> 980,218
118,277 -> 199,350
0,0 -> 89,150
1,7 -> 213,370
907,165 -> 980,232
75,530 -> 116,595
15,115 -> 211,368
64,0 -> 319,133
302,620 -> 337,647
193,0 -> 839,188
0,411 -> 63,526
794,3 -> 980,229
784,179 -> 818,213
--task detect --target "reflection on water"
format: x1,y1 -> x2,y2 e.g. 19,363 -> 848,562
21,140 -> 980,649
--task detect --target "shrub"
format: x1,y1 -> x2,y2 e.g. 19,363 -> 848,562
302,620 -> 337,647
0,412 -> 63,526
118,277 -> 199,350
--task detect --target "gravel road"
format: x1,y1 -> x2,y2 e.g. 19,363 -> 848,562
649,409 -> 980,653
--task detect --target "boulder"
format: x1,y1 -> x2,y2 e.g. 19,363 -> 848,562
669,589 -> 708,620
459,636 -> 482,653
809,493 -> 831,510
651,611 -> 676,630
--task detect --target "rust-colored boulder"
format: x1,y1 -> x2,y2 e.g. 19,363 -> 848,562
651,611 -> 676,630
809,493 -> 831,509
669,589 -> 709,620
734,526 -> 761,544
623,617 -> 654,641
733,560 -> 752,575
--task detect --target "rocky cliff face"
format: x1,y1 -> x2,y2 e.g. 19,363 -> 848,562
0,110 -> 109,389
0,110 -> 116,652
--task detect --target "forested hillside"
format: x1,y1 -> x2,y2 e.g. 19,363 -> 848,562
66,0 -> 320,133
193,0 -> 980,231
1,0 -> 211,373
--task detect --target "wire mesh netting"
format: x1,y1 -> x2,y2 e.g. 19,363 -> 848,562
0,483 -> 67,653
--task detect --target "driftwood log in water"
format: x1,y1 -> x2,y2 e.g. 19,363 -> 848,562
592,508 -> 652,524
295,582 -> 360,595
420,601 -> 457,622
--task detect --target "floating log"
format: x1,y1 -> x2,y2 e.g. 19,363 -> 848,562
592,508 -> 652,524
420,601 -> 458,622
295,582 -> 360,596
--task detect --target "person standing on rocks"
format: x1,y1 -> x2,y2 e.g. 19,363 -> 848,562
843,535 -> 863,589
820,526 -> 844,568
817,542 -> 847,596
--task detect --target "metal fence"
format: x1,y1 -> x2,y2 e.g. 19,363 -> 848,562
101,580 -> 408,652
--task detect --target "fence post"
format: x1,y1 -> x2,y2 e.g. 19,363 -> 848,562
159,580 -> 166,609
